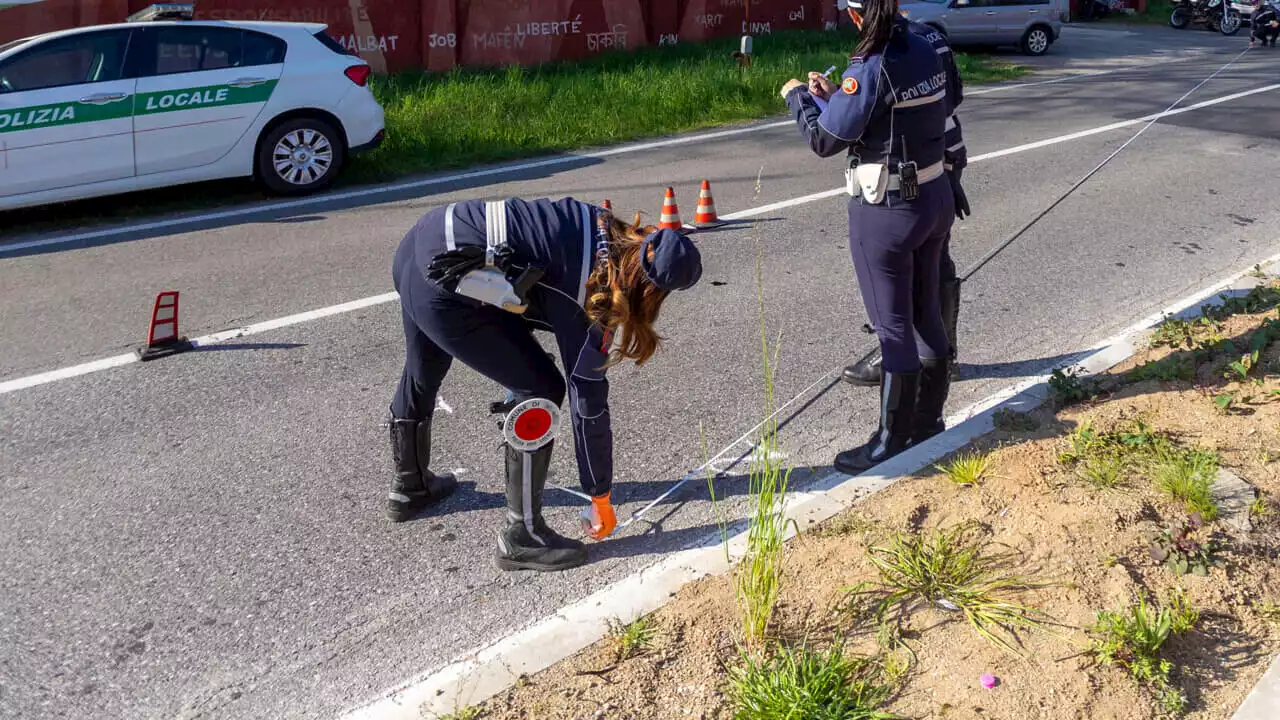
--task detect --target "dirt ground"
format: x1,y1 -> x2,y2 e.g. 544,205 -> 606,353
461,298 -> 1280,720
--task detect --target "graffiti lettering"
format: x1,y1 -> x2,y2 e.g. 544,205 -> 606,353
510,15 -> 585,37
473,30 -> 517,50
789,7 -> 806,21
696,14 -> 724,28
658,33 -> 679,46
743,21 -> 773,34
586,25 -> 629,52
337,35 -> 399,53
427,33 -> 457,49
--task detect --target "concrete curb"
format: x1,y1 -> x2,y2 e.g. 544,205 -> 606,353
1232,652 -> 1280,720
340,253 -> 1280,719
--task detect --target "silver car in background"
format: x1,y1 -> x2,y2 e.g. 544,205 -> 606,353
899,0 -> 1069,56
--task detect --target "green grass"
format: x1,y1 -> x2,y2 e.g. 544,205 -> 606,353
1102,0 -> 1176,25
1090,592 -> 1199,716
608,616 -> 658,661
437,706 -> 483,720
1128,355 -> 1196,384
354,29 -> 1027,181
935,450 -> 994,487
847,521 -> 1048,655
727,643 -> 896,720
1152,446 -> 1220,521
733,180 -> 797,649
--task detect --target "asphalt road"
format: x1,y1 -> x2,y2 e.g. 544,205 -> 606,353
4,25 -> 1280,720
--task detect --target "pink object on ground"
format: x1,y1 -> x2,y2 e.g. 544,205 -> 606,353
980,674 -> 998,689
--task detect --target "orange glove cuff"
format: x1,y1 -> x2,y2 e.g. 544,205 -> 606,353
581,492 -> 617,540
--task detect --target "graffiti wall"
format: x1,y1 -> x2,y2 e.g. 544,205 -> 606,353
0,0 -> 831,73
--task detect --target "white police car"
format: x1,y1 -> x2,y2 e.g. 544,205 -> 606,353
0,4 -> 385,212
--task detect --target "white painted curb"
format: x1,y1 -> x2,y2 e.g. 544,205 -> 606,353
1233,653 -> 1280,720
341,254 -> 1280,719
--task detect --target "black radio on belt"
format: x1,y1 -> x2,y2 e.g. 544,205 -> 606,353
898,161 -> 919,201
897,134 -> 920,202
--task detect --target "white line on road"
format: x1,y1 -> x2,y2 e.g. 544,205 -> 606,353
0,51 -> 1215,257
2,80 -> 1277,397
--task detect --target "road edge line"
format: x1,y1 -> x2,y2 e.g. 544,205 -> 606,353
339,253 -> 1280,719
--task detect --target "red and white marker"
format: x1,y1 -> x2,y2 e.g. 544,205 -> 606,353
502,398 -> 560,451
136,290 -> 193,361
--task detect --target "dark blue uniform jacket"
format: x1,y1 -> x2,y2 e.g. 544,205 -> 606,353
785,16 -> 949,175
443,197 -> 614,496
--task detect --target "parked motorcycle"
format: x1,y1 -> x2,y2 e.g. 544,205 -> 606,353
1170,0 -> 1244,34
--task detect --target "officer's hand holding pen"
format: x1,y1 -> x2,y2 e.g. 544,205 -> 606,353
807,70 -> 837,100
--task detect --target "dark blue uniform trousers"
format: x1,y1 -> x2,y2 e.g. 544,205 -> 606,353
848,177 -> 955,374
390,221 -> 566,421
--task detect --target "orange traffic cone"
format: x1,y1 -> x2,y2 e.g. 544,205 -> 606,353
693,180 -> 723,228
658,187 -> 682,230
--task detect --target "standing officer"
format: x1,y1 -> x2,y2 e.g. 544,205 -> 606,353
387,197 -> 702,572
842,10 -> 970,391
781,0 -> 955,472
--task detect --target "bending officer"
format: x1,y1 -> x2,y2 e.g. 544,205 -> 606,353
387,197 -> 702,572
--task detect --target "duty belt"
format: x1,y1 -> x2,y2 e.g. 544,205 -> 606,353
887,160 -> 945,191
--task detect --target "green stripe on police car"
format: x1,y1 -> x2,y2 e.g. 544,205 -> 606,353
0,79 -> 278,133
0,99 -> 128,133
134,80 -> 277,116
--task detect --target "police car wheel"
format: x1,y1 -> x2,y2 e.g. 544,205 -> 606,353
1021,26 -> 1051,56
256,118 -> 345,196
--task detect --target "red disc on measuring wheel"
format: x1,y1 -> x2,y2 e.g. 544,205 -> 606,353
503,398 -> 560,451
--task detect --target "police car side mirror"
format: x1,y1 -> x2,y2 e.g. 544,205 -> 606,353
952,0 -> 970,6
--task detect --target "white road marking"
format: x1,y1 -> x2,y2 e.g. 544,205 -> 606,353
0,52 -> 1214,257
2,80 -> 1277,397
435,396 -> 454,414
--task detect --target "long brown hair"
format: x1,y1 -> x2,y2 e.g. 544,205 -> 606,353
584,211 -> 669,368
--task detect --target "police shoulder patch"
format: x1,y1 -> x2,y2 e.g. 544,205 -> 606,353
842,76 -> 859,95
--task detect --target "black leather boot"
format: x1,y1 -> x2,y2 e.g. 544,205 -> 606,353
495,441 -> 589,572
843,324 -> 883,386
940,278 -> 962,379
912,357 -> 952,445
842,345 -> 883,386
834,370 -> 920,474
387,418 -> 458,522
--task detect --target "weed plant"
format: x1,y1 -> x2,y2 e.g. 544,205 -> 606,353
1128,355 -> 1195,383
1151,446 -> 1219,521
936,450 -> 994,487
727,643 -> 896,720
992,408 -> 1039,432
608,616 -> 657,661
846,521 -> 1048,655
1089,592 -> 1199,716
437,706 -> 483,720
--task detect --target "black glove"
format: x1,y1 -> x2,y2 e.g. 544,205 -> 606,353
949,170 -> 970,220
424,246 -> 486,290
